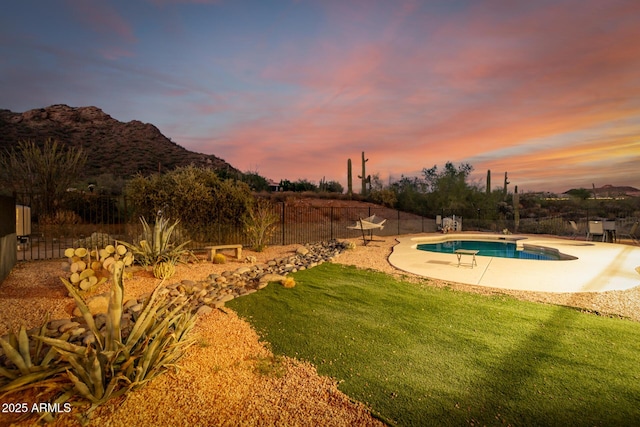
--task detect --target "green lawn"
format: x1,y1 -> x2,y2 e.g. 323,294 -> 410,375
227,263 -> 640,426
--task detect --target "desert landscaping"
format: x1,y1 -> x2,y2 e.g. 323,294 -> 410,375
1,235 -> 639,426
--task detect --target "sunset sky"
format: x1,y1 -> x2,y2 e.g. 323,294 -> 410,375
2,0 -> 639,193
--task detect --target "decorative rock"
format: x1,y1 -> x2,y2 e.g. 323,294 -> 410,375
58,321 -> 80,333
71,327 -> 86,336
21,240 -> 351,350
235,267 -> 251,275
219,294 -> 235,303
259,273 -> 286,284
82,333 -> 96,346
196,305 -> 213,316
130,303 -> 144,312
95,314 -> 107,330
49,319 -> 70,330
123,299 -> 138,310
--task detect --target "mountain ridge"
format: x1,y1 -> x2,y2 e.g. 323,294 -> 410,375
0,104 -> 238,178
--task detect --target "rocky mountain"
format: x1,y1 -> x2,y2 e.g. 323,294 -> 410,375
0,104 -> 239,178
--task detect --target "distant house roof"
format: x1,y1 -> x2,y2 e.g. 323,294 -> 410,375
268,179 -> 281,191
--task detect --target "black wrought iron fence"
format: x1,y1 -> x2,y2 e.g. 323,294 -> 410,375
14,192 -> 132,261
11,191 -> 639,261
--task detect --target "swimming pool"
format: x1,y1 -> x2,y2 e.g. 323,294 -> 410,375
417,240 -> 565,261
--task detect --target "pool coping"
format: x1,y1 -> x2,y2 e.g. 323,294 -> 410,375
389,233 -> 640,293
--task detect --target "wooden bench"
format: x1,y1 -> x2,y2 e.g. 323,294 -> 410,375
205,244 -> 243,261
454,249 -> 478,268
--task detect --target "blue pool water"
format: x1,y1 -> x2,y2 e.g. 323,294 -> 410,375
417,240 -> 560,261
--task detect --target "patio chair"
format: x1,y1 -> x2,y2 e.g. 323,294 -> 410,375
569,220 -> 579,239
347,215 -> 386,245
619,221 -> 639,245
586,221 -> 604,241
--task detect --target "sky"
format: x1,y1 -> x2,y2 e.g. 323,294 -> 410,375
1,0 -> 639,193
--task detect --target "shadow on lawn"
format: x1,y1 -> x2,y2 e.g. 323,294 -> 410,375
457,305 -> 628,426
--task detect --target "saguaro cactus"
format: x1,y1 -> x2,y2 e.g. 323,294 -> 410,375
486,170 -> 491,194
347,158 -> 353,197
514,185 -> 520,232
503,172 -> 510,199
357,151 -> 371,195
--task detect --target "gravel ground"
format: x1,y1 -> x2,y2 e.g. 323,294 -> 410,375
1,236 -> 639,426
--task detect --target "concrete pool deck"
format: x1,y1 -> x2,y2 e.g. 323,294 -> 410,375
389,233 -> 640,293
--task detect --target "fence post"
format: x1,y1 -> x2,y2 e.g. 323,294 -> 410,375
397,209 -> 400,234
281,202 -> 285,245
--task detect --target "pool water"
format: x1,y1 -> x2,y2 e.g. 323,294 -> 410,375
417,240 -> 560,261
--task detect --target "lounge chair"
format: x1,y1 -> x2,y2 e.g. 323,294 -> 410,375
586,220 -> 604,241
347,215 -> 386,245
619,221 -> 639,245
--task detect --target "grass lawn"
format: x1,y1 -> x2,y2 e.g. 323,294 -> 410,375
227,263 -> 640,426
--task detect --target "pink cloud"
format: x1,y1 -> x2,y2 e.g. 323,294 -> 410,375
64,0 -> 137,60
173,1 -> 640,190
65,0 -> 137,43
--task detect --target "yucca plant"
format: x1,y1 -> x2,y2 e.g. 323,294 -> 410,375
34,261 -> 197,420
119,215 -> 196,267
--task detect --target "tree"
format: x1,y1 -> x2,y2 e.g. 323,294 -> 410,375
566,188 -> 592,200
324,180 -> 344,193
0,139 -> 87,214
369,174 -> 398,208
242,171 -> 270,192
125,165 -> 253,241
422,162 -> 474,214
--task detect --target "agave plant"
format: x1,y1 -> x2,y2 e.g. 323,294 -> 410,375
34,260 -> 197,419
0,316 -> 68,395
119,215 -> 195,267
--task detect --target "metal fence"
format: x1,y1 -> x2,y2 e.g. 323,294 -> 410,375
11,192 -> 639,261
13,193 -> 437,261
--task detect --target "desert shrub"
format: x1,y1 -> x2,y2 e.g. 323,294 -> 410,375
243,198 -> 280,252
125,166 -> 253,242
344,240 -> 357,250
